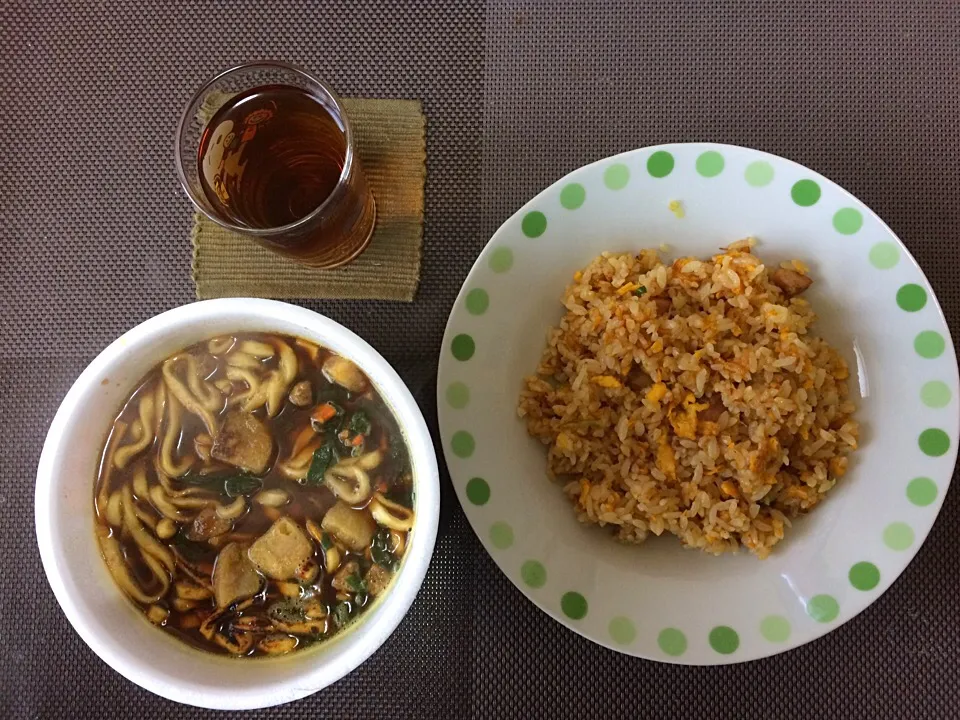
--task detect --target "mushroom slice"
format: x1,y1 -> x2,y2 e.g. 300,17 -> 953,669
212,542 -> 263,609
369,493 -> 415,532
321,355 -> 368,393
323,461 -> 372,505
364,563 -> 394,597
247,517 -> 314,580
210,410 -> 274,475
321,502 -> 376,553
288,380 -> 313,407
331,560 -> 360,593
257,634 -> 299,655
187,506 -> 234,541
213,628 -> 254,655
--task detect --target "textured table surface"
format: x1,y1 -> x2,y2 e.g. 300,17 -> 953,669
3,1 -> 960,718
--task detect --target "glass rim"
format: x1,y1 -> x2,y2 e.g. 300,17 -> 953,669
174,60 -> 356,237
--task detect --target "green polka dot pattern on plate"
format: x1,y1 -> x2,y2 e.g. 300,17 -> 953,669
465,288 -> 489,315
603,164 -> 630,190
658,628 -> 687,657
832,208 -> 864,235
791,179 -> 821,207
450,334 -> 475,361
445,381 -> 469,409
696,151 -> 724,178
450,431 -> 475,458
647,151 -> 675,178
921,381 -> 951,408
520,560 -> 546,588
708,626 -> 739,654
489,522 -> 513,549
744,161 -> 774,187
760,615 -> 791,643
919,428 -> 950,457
560,182 -> 586,209
896,284 -> 927,312
806,594 -> 839,623
560,592 -> 588,620
489,247 -> 513,273
521,210 -> 547,238
608,616 -> 636,645
883,522 -> 914,551
465,477 -> 490,505
849,562 -> 880,591
915,331 -> 946,359
907,477 -> 938,506
869,242 -> 900,269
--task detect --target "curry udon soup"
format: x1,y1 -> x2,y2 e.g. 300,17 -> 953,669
93,333 -> 415,657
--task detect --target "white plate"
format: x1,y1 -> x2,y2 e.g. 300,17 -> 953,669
437,143 -> 958,664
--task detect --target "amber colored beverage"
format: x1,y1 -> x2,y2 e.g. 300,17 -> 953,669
195,83 -> 375,267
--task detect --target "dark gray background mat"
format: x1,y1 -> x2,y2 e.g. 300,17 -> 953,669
2,1 -> 959,718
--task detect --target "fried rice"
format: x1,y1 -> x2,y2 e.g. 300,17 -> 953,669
517,239 -> 858,558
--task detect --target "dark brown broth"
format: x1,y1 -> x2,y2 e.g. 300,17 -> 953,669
93,333 -> 413,656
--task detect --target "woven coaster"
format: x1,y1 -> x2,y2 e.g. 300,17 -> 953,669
191,98 -> 425,301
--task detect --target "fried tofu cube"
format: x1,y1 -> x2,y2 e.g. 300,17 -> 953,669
211,410 -> 274,474
247,517 -> 313,580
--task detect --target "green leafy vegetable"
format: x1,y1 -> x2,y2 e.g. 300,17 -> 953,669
172,531 -> 210,563
371,528 -> 400,571
268,599 -> 307,625
348,410 -> 372,436
633,285 -> 648,297
332,602 -> 351,628
223,475 -> 263,497
354,592 -> 368,607
178,472 -> 263,497
319,532 -> 334,551
306,445 -> 338,486
345,573 -> 367,593
179,473 -> 227,488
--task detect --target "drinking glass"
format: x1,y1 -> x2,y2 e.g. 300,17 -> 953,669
175,61 -> 376,268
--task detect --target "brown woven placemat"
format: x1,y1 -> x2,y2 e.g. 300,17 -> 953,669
191,98 -> 425,301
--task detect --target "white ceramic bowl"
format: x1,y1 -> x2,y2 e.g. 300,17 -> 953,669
35,298 -> 440,709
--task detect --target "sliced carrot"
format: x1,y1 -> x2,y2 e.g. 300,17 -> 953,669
311,403 -> 338,424
350,434 -> 365,447
375,480 -> 388,493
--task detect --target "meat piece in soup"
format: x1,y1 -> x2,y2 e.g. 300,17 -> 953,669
92,332 -> 415,656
